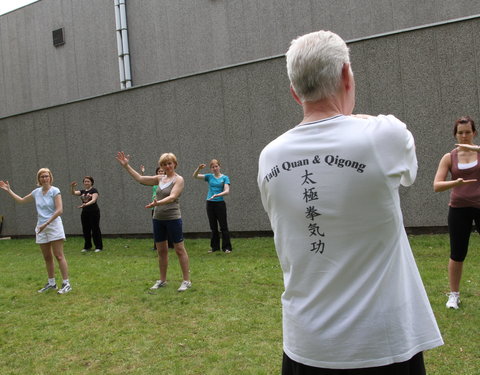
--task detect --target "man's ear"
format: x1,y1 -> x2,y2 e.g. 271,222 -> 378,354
342,63 -> 352,91
290,85 -> 303,106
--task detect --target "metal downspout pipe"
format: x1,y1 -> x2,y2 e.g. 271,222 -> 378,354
114,0 -> 132,89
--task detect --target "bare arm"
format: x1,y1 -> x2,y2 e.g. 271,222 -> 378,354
70,181 -> 81,196
115,152 -> 160,186
87,192 -> 99,205
145,175 -> 185,208
37,193 -> 63,233
0,180 -> 34,204
208,183 -> 230,200
455,143 -> 480,152
433,153 -> 477,192
77,192 -> 99,209
193,163 -> 206,179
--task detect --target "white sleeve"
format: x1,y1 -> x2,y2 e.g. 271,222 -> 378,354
257,150 -> 269,212
373,115 -> 418,187
400,128 -> 417,186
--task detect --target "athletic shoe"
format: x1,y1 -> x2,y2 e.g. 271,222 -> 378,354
38,283 -> 57,293
177,280 -> 192,292
224,250 -> 232,254
57,283 -> 72,295
150,280 -> 167,290
81,249 -> 89,253
446,292 -> 460,309
208,249 -> 218,253
94,249 -> 102,253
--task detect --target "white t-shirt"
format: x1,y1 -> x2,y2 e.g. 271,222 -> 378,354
258,114 -> 443,369
31,186 -> 61,225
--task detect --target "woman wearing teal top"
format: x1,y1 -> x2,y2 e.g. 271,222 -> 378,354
193,159 -> 232,253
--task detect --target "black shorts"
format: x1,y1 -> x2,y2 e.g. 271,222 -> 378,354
448,206 -> 480,261
282,352 -> 425,375
152,218 -> 183,244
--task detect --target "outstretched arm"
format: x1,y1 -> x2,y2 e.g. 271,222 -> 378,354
115,152 -> 159,186
0,180 -> 34,204
455,143 -> 480,152
145,176 -> 185,208
433,153 -> 477,192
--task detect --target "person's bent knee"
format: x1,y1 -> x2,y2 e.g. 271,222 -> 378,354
174,242 -> 187,254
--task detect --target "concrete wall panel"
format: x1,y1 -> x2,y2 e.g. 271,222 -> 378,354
2,14 -> 480,235
0,0 -> 118,118
3,1 -> 480,118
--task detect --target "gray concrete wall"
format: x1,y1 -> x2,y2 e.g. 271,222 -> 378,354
1,0 -> 480,118
0,0 -> 119,118
127,0 -> 480,87
1,18 -> 480,236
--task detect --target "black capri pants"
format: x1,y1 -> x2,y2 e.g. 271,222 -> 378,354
448,206 -> 480,262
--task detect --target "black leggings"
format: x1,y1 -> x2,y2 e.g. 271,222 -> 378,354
448,206 -> 480,262
282,352 -> 425,375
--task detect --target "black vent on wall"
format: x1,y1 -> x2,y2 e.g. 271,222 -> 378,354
52,28 -> 65,47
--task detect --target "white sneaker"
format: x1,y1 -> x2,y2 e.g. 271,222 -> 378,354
446,292 -> 460,309
81,249 -> 89,253
38,283 -> 57,293
177,280 -> 192,292
150,280 -> 167,290
57,283 -> 72,295
94,249 -> 102,253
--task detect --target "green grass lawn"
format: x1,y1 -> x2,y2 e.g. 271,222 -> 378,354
0,235 -> 478,374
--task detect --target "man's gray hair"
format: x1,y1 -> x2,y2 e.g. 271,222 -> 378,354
286,30 -> 350,103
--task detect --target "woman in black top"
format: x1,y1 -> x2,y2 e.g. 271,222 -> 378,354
70,176 -> 103,252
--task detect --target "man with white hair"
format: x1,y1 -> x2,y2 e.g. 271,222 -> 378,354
258,30 -> 443,374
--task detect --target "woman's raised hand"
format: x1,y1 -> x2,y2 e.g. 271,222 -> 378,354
0,180 -> 11,192
116,151 -> 130,167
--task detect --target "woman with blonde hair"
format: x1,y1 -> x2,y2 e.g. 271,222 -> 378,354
0,168 -> 71,294
116,152 -> 192,292
193,159 -> 232,253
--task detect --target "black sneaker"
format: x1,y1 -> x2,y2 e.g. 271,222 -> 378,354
38,283 -> 57,293
57,283 -> 72,295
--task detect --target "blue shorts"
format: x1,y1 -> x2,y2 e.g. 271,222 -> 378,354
152,218 -> 184,244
